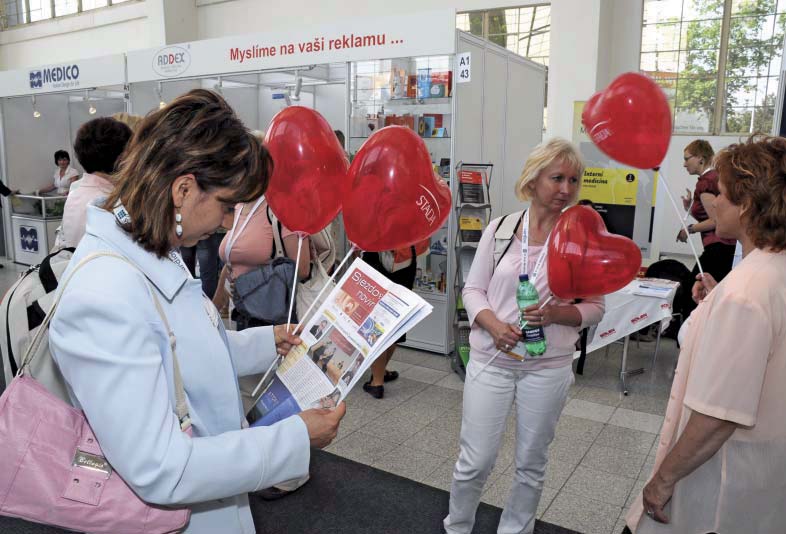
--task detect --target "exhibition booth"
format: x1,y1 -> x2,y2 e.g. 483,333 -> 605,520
123,9 -> 546,354
0,54 -> 127,264
0,10 -> 547,354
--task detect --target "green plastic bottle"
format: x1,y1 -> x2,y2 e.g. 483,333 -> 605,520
516,274 -> 547,356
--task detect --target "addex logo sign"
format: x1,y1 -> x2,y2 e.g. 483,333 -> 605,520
152,46 -> 191,78
28,64 -> 80,90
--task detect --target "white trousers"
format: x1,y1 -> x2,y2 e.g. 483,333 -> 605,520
444,359 -> 574,534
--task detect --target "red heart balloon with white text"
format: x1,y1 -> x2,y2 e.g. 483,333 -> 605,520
582,72 -> 671,170
343,126 -> 452,252
548,206 -> 642,299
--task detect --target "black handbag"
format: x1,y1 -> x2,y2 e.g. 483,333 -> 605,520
232,256 -> 297,324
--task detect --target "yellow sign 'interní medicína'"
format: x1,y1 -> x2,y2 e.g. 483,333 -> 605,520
580,167 -> 638,206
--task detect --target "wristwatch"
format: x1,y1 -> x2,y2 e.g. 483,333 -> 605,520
687,224 -> 695,234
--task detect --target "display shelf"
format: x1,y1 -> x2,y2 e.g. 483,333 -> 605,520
452,163 -> 493,376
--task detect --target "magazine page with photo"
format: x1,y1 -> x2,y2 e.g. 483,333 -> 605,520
251,258 -> 432,427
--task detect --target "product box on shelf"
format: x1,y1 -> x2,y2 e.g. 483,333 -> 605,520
459,215 -> 484,242
407,75 -> 418,98
418,116 -> 435,137
431,127 -> 448,138
423,114 -> 444,128
459,170 -> 487,204
384,114 -> 415,130
417,68 -> 432,99
429,71 -> 452,98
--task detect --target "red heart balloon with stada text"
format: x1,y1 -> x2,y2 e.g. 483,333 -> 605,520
342,126 -> 452,252
582,72 -> 671,170
548,206 -> 642,300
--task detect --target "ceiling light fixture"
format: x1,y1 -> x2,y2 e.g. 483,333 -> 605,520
157,82 -> 166,109
85,90 -> 97,115
31,95 -> 41,118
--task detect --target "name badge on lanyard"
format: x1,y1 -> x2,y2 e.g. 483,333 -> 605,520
520,210 -> 551,283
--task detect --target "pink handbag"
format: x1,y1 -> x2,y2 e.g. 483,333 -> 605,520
0,252 -> 191,533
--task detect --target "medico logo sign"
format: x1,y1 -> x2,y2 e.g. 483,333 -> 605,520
28,64 -> 80,90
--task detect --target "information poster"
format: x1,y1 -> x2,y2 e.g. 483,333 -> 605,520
579,168 -> 638,238
572,102 -> 657,257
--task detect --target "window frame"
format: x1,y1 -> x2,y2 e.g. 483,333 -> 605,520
1,0 -> 136,30
457,4 -> 551,65
640,0 -> 786,136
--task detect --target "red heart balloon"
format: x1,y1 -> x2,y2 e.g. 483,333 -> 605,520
582,72 -> 671,170
548,206 -> 642,299
264,107 -> 348,234
343,126 -> 452,252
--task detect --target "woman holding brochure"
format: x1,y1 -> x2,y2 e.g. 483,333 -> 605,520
48,90 -> 344,534
444,138 -> 605,534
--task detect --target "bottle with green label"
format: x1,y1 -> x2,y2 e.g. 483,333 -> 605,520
516,274 -> 546,356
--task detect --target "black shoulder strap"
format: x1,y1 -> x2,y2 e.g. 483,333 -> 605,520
494,212 -> 524,271
38,247 -> 75,294
5,270 -> 36,376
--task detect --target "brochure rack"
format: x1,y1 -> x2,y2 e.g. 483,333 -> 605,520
451,162 -> 492,378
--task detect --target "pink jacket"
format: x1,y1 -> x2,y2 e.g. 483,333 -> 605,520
61,173 -> 113,248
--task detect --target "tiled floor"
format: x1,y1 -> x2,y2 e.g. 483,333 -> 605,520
0,256 -> 677,534
329,337 -> 678,534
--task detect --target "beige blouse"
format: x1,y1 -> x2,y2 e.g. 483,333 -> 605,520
627,248 -> 786,534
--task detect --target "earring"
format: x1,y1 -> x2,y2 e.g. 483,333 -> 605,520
175,211 -> 183,238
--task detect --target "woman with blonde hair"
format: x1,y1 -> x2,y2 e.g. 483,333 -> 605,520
111,111 -> 144,132
444,138 -> 605,534
627,135 -> 786,534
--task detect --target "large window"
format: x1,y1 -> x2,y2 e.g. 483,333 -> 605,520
456,5 -> 551,66
641,0 -> 786,135
1,0 -> 136,29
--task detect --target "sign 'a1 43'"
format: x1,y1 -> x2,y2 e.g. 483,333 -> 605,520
456,52 -> 471,83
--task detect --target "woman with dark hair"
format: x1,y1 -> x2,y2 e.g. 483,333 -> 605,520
626,135 -> 786,534
48,90 -> 345,533
39,149 -> 79,195
60,117 -> 132,248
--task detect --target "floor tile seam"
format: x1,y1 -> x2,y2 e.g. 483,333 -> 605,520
544,410 -> 613,507
353,427 -> 423,449
580,439 -> 647,481
543,488 -> 625,523
594,423 -> 658,454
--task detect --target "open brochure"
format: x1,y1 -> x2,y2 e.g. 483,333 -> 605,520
250,258 -> 432,427
620,277 -> 680,298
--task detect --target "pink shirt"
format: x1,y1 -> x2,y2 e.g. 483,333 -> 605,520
61,173 -> 113,248
462,215 -> 605,370
627,248 -> 786,534
219,201 -> 296,279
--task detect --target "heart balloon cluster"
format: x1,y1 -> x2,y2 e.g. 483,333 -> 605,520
265,108 -> 451,251
548,206 -> 642,300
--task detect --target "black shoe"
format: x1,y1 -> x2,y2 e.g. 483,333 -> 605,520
383,370 -> 399,383
363,380 -> 384,399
